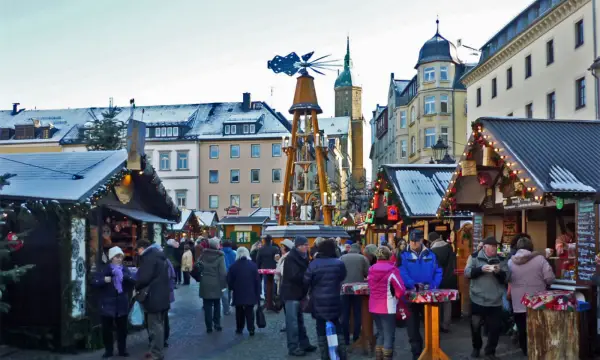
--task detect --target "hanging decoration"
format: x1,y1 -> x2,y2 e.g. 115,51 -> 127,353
387,205 -> 399,222
6,232 -> 24,252
373,193 -> 380,209
383,191 -> 390,206
365,211 -> 375,224
477,172 -> 492,187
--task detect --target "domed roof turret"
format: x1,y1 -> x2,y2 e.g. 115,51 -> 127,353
334,37 -> 358,89
415,20 -> 460,69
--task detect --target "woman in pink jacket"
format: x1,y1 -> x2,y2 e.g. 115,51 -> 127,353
368,246 -> 406,360
508,236 -> 555,357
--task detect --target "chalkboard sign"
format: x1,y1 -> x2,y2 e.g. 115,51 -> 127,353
473,213 -> 484,252
576,198 -> 597,283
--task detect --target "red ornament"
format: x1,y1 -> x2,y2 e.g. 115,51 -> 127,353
451,187 -> 457,194
373,193 -> 380,209
387,205 -> 399,221
477,172 -> 492,186
7,232 -> 23,252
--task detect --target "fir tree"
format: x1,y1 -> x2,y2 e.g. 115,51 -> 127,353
85,106 -> 125,151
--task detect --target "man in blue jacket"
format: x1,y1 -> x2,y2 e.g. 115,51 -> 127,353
399,230 -> 442,360
222,240 -> 237,316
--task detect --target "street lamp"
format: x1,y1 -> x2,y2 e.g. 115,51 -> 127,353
430,139 -> 455,164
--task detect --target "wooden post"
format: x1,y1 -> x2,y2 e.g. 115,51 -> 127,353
279,111 -> 300,225
527,308 -> 578,359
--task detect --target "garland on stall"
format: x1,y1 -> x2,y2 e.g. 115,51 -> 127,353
365,168 -> 402,224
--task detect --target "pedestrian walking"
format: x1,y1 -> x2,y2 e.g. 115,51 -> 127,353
92,246 -> 134,358
199,237 -> 227,333
165,239 -> 182,286
399,230 -> 442,360
304,238 -> 347,360
429,232 -> 457,333
364,244 -> 378,266
250,241 -> 262,263
181,245 -> 193,285
465,236 -> 509,360
368,246 -> 406,360
281,236 -> 317,357
135,241 -> 171,360
339,243 -> 369,345
275,239 -> 294,332
222,240 -> 236,315
257,235 -> 281,298
227,247 -> 261,336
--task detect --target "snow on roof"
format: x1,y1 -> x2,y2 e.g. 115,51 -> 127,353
195,210 -> 217,226
107,104 -> 200,126
224,113 -> 264,123
318,117 -> 350,137
549,165 -> 595,193
0,150 -> 127,201
171,209 -> 193,230
249,207 -> 276,220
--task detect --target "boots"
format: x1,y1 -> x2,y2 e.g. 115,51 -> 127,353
383,348 -> 394,360
337,333 -> 347,360
375,346 -> 384,360
318,336 -> 328,360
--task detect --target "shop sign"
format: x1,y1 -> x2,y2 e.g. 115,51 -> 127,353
235,225 -> 252,231
435,225 -> 448,232
503,196 -> 542,210
225,206 -> 241,215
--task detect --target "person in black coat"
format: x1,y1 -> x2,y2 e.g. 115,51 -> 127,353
92,247 -> 135,358
257,235 -> 281,298
429,232 -> 457,332
135,241 -> 171,360
227,247 -> 261,336
304,238 -> 347,359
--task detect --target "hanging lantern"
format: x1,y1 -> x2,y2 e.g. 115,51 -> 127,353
373,193 -> 380,209
365,211 -> 375,224
387,205 -> 399,222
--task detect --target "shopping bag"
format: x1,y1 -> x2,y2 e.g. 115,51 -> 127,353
256,305 -> 267,328
128,301 -> 145,327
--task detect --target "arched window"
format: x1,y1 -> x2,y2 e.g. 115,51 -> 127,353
410,136 -> 416,154
411,106 -> 416,123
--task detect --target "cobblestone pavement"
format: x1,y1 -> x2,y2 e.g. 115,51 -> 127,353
1,280 -> 525,360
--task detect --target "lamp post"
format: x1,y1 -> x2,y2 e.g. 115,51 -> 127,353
588,57 -> 600,120
430,139 -> 455,164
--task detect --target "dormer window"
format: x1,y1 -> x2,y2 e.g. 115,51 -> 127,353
231,125 -> 237,134
161,127 -> 166,137
40,126 -> 51,139
224,125 -> 231,135
167,127 -> 173,137
173,127 -> 179,136
0,128 -> 13,140
249,124 -> 255,133
243,124 -> 249,134
146,128 -> 150,137
14,125 -> 34,140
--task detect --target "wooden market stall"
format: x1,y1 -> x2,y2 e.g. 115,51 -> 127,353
195,210 -> 219,238
219,216 -> 270,249
0,150 -> 180,351
168,208 -> 203,240
436,117 -> 600,356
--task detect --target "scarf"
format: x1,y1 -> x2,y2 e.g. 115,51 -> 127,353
110,264 -> 124,294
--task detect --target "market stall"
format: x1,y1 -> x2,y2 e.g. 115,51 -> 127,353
195,210 -> 219,238
219,216 -> 270,249
168,209 -> 203,241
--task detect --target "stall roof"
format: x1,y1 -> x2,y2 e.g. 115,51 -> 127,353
107,205 -> 176,224
218,216 -> 269,225
0,150 -> 126,202
195,210 -> 218,226
249,207 -> 276,220
171,209 -> 193,230
383,164 -> 457,218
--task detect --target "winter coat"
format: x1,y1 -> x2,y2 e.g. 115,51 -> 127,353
340,253 -> 369,284
91,264 -> 135,318
281,247 -> 309,301
135,245 -> 172,313
275,252 -> 290,294
166,259 -> 176,303
181,250 -> 193,272
368,260 -> 406,314
165,242 -> 181,267
227,258 -> 261,306
257,244 -> 281,270
465,250 -> 509,307
508,249 -> 555,313
399,247 -> 443,290
303,255 -> 346,321
199,248 -> 227,299
250,248 -> 259,263
222,247 -> 237,272
430,240 -> 457,290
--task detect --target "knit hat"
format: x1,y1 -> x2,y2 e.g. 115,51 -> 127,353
428,232 -> 440,242
294,236 -> 308,247
108,246 -> 124,260
410,229 -> 424,242
208,237 -> 220,249
483,236 -> 499,246
281,239 -> 294,251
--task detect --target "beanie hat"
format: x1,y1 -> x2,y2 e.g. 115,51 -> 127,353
281,239 -> 294,250
410,229 -> 424,242
208,237 -> 220,249
294,236 -> 308,247
345,240 -> 353,246
108,246 -> 124,260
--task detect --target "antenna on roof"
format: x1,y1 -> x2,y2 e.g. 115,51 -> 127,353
436,15 -> 440,34
109,97 -> 113,109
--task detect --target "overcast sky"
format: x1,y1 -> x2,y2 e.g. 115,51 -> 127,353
1,0 -> 534,178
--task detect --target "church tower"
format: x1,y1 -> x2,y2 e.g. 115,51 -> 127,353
334,37 -> 365,184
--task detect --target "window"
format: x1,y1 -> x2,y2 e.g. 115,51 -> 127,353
410,136 -> 416,154
231,125 -> 237,134
400,140 -> 407,158
159,152 -> 170,170
230,169 -> 240,183
272,169 -> 282,182
251,194 -> 260,208
224,125 -> 231,134
209,195 -> 219,209
230,144 -> 240,158
576,77 -> 586,109
424,67 -> 435,82
525,103 -> 533,118
230,195 -> 240,207
272,143 -> 282,157
547,92 -> 556,119
440,126 -> 449,145
476,88 -> 482,107
424,96 -> 436,115
14,125 -> 34,140
491,78 -> 497,98
251,169 -> 260,183
209,145 -> 219,159
400,111 -> 407,128
251,144 -> 260,158
236,232 -> 251,244
145,127 -> 149,138
160,127 -> 166,137
546,39 -> 554,65
440,66 -> 449,81
175,190 -> 187,208
525,55 -> 532,79
249,124 -> 255,133
167,127 -> 173,137
209,170 -> 219,183
507,67 -> 513,89
243,124 -> 249,134
440,95 -> 449,113
173,127 -> 179,136
575,20 -> 584,48
410,106 -> 416,123
176,151 -> 188,170
424,128 -> 436,148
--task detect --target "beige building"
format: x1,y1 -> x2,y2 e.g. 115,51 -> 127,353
462,0 -> 598,133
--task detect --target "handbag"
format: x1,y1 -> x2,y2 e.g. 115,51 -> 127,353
256,305 -> 267,328
190,257 -> 204,282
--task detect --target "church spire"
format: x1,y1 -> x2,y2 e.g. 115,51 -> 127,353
344,36 -> 352,70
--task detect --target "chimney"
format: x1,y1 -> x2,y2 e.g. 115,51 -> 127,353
242,93 -> 251,112
11,103 -> 20,116
391,73 -> 394,80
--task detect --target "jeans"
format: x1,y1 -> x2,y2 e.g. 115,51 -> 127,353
470,302 -> 502,355
221,290 -> 231,314
440,301 -> 451,330
514,312 -> 527,355
263,276 -> 277,299
182,271 -> 191,285
174,265 -> 182,284
101,316 -> 127,355
284,300 -> 310,352
373,313 -> 396,351
203,298 -> 222,331
235,305 -> 255,332
341,295 -> 362,344
406,303 -> 425,356
147,312 -> 165,360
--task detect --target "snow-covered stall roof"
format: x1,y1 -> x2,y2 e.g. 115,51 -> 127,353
195,210 -> 218,227
318,117 -> 350,137
171,209 -> 193,231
